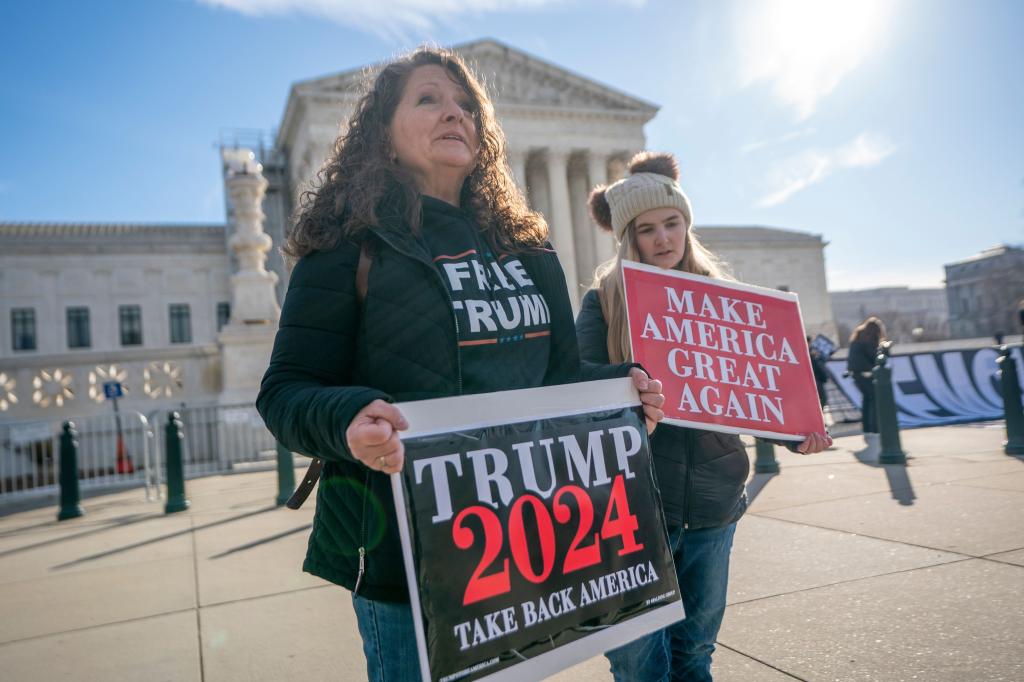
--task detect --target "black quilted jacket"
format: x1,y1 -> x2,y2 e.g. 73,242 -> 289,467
575,289 -> 750,530
257,205 -> 627,603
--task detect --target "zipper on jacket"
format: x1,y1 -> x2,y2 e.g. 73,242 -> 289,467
353,470 -> 371,596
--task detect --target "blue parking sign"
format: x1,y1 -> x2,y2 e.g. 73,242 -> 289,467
103,381 -> 123,399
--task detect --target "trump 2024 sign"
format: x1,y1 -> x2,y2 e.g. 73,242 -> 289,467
622,260 -> 825,441
391,378 -> 684,682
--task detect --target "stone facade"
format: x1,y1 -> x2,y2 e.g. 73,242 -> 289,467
831,286 -> 949,345
0,223 -> 231,421
945,244 -> 1024,339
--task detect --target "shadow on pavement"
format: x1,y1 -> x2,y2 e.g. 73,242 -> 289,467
745,473 -> 776,505
51,504 -> 280,569
883,466 -> 916,506
0,512 -> 159,557
853,446 -> 916,506
209,523 -> 312,559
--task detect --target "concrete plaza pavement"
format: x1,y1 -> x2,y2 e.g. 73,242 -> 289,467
0,423 -> 1021,681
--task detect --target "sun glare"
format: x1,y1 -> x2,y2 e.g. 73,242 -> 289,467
737,0 -> 894,119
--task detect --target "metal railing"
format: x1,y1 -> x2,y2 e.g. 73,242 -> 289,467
1,402 -> 276,504
0,411 -> 158,501
147,403 -> 276,479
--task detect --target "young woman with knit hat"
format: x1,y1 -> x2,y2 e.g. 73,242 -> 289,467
575,151 -> 830,681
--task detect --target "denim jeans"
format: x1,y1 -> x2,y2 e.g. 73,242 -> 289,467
606,523 -> 737,682
352,594 -> 422,682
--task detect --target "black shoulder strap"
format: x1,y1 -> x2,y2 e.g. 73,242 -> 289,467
286,241 -> 372,509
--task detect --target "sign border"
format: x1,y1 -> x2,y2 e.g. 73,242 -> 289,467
391,377 -> 686,682
621,259 -> 816,442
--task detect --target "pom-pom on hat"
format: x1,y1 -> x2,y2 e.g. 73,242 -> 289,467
588,151 -> 692,239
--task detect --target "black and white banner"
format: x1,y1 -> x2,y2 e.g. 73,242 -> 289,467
391,378 -> 684,682
827,346 -> 1024,427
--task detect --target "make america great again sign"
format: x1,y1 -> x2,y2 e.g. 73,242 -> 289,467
622,261 -> 825,440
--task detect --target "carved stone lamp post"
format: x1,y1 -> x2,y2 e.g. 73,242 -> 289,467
218,148 -> 280,404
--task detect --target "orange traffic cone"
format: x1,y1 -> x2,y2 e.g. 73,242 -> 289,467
115,434 -> 135,474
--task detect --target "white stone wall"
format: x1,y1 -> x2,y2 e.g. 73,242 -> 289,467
0,251 -> 231,422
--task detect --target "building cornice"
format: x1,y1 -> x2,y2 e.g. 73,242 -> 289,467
0,222 -> 228,256
0,344 -> 222,370
694,225 -> 825,245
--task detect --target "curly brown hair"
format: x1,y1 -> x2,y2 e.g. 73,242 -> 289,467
284,46 -> 548,259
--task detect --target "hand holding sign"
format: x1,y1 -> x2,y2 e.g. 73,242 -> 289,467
346,399 -> 409,473
629,367 -> 666,434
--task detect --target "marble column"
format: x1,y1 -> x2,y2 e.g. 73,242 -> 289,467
509,149 -> 528,196
608,156 -> 627,182
587,152 -> 617,265
218,148 -> 279,404
545,148 -> 580,307
568,157 -> 595,289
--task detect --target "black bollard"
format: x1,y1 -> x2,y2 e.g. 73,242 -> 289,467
275,442 -> 296,506
997,346 -> 1024,456
57,421 -> 84,521
873,352 -> 907,464
754,438 -> 780,474
164,411 -> 190,514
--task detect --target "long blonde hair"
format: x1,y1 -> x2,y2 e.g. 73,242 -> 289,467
593,223 -> 730,363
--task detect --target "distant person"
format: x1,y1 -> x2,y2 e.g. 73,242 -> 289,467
807,335 -> 830,408
847,317 -> 887,446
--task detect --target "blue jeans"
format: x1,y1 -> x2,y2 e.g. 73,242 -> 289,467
352,594 -> 422,682
606,523 -> 737,682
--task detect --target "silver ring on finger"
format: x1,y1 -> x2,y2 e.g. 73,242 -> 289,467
377,455 -> 388,469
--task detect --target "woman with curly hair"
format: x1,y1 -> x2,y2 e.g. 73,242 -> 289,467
256,47 -> 663,680
576,151 -> 830,681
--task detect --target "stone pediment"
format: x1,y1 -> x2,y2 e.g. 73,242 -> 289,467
294,38 -> 658,115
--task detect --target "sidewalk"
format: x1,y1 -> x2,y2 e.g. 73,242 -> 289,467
0,424 -> 1021,681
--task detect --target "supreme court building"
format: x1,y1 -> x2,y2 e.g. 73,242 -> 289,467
0,38 -> 836,423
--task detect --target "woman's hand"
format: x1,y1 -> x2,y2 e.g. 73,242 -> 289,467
629,367 -> 665,434
796,431 -> 832,454
346,399 -> 409,474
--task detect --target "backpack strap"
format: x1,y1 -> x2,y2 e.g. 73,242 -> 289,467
286,241 -> 372,509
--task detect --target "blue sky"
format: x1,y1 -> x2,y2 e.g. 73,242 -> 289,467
1,0 -> 1021,290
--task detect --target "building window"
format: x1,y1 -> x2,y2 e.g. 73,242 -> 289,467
169,304 -> 192,344
216,302 -> 231,331
66,307 -> 91,349
119,305 -> 143,346
11,308 -> 37,351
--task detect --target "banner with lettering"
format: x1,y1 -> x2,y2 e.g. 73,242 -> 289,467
826,345 -> 1024,427
621,260 -> 825,441
392,378 -> 684,682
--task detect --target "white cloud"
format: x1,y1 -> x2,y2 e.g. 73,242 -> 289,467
196,0 -> 568,38
740,127 -> 817,154
734,0 -> 894,120
757,132 -> 896,207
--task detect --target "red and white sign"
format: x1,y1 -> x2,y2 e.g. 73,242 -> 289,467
622,260 -> 825,441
